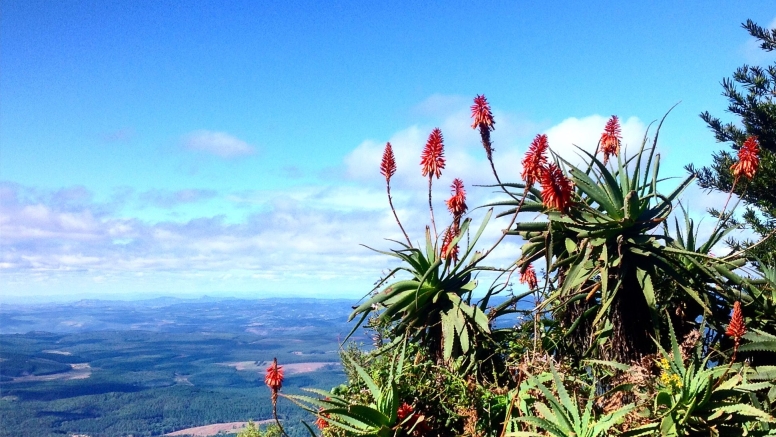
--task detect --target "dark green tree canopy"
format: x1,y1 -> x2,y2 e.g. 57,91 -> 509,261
687,19 -> 776,264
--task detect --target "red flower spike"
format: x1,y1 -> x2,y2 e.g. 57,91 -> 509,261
600,115 -> 622,165
445,178 -> 467,219
471,95 -> 495,130
471,95 -> 496,161
440,227 -> 459,263
519,264 -> 538,290
521,134 -> 549,187
540,163 -> 574,213
725,301 -> 746,339
730,136 -> 760,181
420,128 -> 446,179
380,142 -> 397,182
264,358 -> 284,393
397,402 -> 414,422
314,407 -> 329,430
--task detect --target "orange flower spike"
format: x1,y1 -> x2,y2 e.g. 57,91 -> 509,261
730,136 -> 760,181
471,95 -> 495,130
380,142 -> 397,182
521,134 -> 550,187
519,264 -> 538,290
540,163 -> 574,213
440,227 -> 459,263
264,357 -> 284,393
600,115 -> 622,165
314,408 -> 329,430
420,128 -> 446,179
445,178 -> 467,219
725,301 -> 746,339
396,402 -> 414,422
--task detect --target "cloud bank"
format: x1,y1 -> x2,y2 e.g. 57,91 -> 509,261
182,130 -> 256,158
4,98 -> 730,300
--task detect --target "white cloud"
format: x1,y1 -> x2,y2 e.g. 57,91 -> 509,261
3,96 -> 757,301
544,115 -> 648,167
181,130 -> 256,158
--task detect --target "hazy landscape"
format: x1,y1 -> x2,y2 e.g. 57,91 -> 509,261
0,297 -> 362,437
3,3 -> 776,436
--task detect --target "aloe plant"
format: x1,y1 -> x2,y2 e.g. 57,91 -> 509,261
490,114 -> 740,362
346,209 -> 531,367
504,361 -> 634,437
285,342 -> 425,437
622,320 -> 775,437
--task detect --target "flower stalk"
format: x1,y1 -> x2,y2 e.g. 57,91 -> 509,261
471,94 -> 520,201
264,358 -> 290,437
420,128 -> 445,239
381,142 -> 412,247
599,115 -> 622,165
714,135 -> 760,235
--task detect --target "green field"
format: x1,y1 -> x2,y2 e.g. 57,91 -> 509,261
0,298 -> 357,437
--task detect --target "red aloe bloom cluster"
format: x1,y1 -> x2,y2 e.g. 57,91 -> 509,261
520,134 -> 573,213
396,402 -> 428,434
540,163 -> 574,213
441,179 -> 467,263
521,134 -> 549,187
599,115 -> 621,164
397,402 -> 414,422
726,301 -> 746,340
471,95 -> 495,130
380,142 -> 397,182
314,407 -> 329,430
471,95 -> 495,160
264,358 -> 284,402
445,178 -> 467,220
519,264 -> 538,290
726,300 -> 746,362
440,226 -> 459,262
730,136 -> 760,181
420,128 -> 446,179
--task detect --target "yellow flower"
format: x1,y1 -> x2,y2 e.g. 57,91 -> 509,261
657,358 -> 682,390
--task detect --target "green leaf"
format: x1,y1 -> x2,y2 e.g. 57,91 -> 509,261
550,362 -> 580,429
458,321 -> 470,354
636,267 -> 656,309
713,403 -> 774,421
750,366 -> 776,381
593,404 -> 635,436
624,190 -> 641,221
564,238 -> 577,254
576,147 -> 625,214
509,416 -> 566,437
620,422 -> 659,437
377,385 -> 397,422
450,209 -> 491,276
513,221 -> 551,232
345,355 -> 381,401
441,310 -> 455,361
667,317 -> 682,371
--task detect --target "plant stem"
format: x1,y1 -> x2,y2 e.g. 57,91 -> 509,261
712,176 -> 738,236
386,181 -> 412,248
480,187 -> 530,263
714,337 -> 741,389
723,227 -> 776,261
428,176 -> 438,241
271,395 -> 290,437
483,136 -> 521,203
499,389 -> 520,437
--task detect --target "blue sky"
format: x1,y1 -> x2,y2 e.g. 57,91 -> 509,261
1,1 -> 775,302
